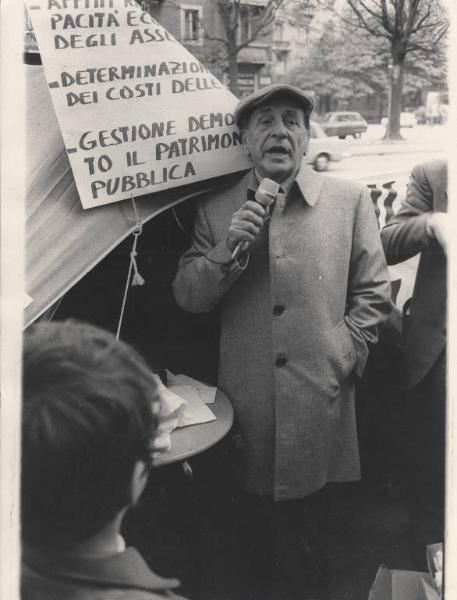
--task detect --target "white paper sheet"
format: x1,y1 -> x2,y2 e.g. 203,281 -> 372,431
166,370 -> 217,404
169,385 -> 216,428
152,374 -> 187,453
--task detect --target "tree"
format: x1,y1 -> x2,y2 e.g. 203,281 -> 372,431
319,0 -> 449,139
285,20 -> 390,111
205,0 -> 285,96
284,14 -> 446,121
142,0 -> 286,96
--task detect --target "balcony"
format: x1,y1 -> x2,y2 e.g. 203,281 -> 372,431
273,39 -> 290,57
237,43 -> 270,65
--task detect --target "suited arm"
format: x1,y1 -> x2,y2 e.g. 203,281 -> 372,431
381,164 -> 436,265
172,199 -> 247,313
345,186 -> 393,377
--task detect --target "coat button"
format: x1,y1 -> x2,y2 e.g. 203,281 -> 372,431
273,305 -> 284,316
275,356 -> 287,368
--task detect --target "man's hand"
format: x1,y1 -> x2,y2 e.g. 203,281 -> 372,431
426,212 -> 449,255
226,200 -> 266,253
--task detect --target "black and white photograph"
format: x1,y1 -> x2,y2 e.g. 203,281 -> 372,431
1,0 -> 456,598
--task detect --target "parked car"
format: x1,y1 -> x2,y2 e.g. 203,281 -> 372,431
306,121 -> 352,171
414,106 -> 427,125
381,112 -> 417,128
322,111 -> 368,139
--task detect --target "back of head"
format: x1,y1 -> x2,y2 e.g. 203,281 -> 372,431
21,320 -> 159,548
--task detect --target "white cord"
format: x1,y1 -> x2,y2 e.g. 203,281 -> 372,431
116,197 -> 145,340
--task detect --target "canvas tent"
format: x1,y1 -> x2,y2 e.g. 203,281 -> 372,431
24,63 -> 246,327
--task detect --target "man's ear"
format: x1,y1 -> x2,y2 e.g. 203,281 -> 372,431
303,128 -> 310,156
130,460 -> 148,505
241,129 -> 251,159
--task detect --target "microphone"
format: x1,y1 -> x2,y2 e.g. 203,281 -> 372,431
231,177 -> 280,260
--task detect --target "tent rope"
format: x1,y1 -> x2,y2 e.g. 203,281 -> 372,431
116,197 -> 145,340
115,198 -> 194,481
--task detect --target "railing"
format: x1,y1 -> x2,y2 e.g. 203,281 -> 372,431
273,40 -> 291,52
365,177 -> 417,319
367,180 -> 398,230
361,171 -> 409,229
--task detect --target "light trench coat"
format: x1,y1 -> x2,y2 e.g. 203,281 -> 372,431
173,161 -> 392,501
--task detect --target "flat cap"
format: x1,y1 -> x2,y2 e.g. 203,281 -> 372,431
234,83 -> 315,128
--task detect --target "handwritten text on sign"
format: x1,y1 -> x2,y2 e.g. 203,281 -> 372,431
26,0 -> 250,209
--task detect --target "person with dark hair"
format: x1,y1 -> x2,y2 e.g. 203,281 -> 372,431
21,319 -> 186,600
381,160 -> 448,570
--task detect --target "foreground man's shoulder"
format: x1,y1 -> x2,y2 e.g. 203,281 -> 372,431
413,158 -> 447,178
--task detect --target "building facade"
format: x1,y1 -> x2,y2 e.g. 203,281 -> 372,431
145,0 -> 274,96
271,1 -> 316,80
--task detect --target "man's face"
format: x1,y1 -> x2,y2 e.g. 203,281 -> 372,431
242,97 -> 309,182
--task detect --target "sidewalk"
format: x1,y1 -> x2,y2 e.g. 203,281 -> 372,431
347,124 -> 446,157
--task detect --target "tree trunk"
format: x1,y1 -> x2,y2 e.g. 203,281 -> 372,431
228,51 -> 240,97
384,59 -> 405,140
378,93 -> 385,123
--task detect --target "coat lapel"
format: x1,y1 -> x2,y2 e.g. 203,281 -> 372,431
294,161 -> 325,207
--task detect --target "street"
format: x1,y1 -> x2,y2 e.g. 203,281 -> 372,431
334,149 -> 445,181
323,123 -> 446,181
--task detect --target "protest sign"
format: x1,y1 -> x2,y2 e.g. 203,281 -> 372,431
25,0 -> 250,209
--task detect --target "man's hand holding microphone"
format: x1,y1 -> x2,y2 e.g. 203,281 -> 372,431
227,178 -> 280,261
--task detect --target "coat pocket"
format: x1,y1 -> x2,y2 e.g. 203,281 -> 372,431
331,320 -> 357,382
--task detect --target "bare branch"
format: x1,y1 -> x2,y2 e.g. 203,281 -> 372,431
407,22 -> 449,52
202,31 -> 230,45
346,0 -> 391,38
233,0 -> 284,51
380,0 -> 394,33
195,0 -> 286,67
357,0 -> 383,20
405,0 -> 423,36
410,4 -> 432,34
393,0 -> 406,40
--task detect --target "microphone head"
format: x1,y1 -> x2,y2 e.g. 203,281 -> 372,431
255,178 -> 280,207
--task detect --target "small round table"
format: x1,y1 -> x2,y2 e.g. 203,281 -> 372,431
153,389 -> 234,467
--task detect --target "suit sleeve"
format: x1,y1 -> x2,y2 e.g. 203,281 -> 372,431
345,186 -> 393,377
380,164 -> 436,265
172,198 -> 247,313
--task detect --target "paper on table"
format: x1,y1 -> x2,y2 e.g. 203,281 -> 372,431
166,370 -> 217,404
152,375 -> 187,453
169,385 -> 217,428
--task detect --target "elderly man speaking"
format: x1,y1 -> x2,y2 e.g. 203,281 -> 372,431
173,84 -> 391,596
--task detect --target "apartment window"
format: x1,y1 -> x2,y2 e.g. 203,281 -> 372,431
238,73 -> 259,96
274,21 -> 283,41
239,10 -> 252,43
224,72 -> 258,96
181,5 -> 202,44
238,4 -> 264,44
